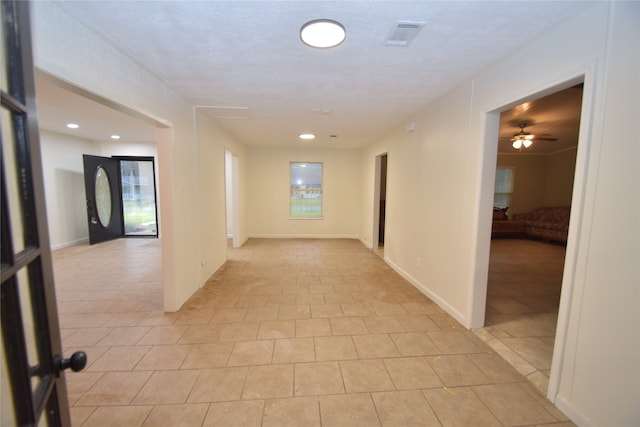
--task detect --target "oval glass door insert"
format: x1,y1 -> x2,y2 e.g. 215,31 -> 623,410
95,166 -> 112,227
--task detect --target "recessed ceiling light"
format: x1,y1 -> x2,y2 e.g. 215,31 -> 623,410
300,19 -> 346,48
299,133 -> 316,140
111,135 -> 121,140
66,123 -> 79,129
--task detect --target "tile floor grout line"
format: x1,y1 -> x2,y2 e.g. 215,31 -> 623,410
58,238 -> 571,426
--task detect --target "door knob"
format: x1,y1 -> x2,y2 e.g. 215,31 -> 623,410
54,351 -> 87,375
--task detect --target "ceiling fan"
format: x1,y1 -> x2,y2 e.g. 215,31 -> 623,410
509,122 -> 557,150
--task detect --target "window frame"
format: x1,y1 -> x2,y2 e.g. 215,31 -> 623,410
289,162 -> 323,219
494,166 -> 515,211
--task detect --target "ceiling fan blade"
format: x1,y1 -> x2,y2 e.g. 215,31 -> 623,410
534,136 -> 558,141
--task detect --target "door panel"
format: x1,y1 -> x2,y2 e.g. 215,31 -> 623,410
1,1 -> 84,425
83,154 -> 124,244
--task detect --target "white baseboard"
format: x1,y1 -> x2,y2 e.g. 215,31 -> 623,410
359,236 -> 372,248
240,234 -> 467,326
248,234 -> 359,239
51,238 -> 89,251
554,395 -> 591,426
384,257 -> 468,328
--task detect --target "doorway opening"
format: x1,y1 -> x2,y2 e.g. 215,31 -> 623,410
479,83 -> 584,395
117,157 -> 159,237
33,69 -> 178,306
373,153 -> 388,257
225,150 -> 241,249
83,155 -> 159,245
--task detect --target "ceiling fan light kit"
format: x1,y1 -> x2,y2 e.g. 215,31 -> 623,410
511,123 -> 537,150
512,137 -> 533,150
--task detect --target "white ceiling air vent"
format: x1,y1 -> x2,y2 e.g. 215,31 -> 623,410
384,20 -> 426,47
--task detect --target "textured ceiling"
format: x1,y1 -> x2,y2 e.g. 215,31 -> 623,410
36,70 -> 158,143
37,1 -> 588,151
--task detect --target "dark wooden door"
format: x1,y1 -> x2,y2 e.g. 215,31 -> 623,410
83,154 -> 124,245
1,1 -> 86,425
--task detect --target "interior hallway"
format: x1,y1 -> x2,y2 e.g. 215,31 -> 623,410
54,238 -> 573,426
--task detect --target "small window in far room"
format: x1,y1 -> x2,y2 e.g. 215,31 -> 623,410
290,162 -> 323,218
494,166 -> 515,211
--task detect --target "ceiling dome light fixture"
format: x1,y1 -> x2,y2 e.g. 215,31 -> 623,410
300,19 -> 346,48
299,133 -> 316,140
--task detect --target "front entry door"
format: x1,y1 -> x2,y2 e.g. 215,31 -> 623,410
83,154 -> 124,245
1,1 -> 86,425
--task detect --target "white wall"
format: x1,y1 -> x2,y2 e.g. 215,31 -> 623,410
40,128 -> 159,249
247,146 -> 361,238
225,151 -> 234,237
362,82 -> 474,324
196,110 -> 248,285
100,140 -> 157,158
360,2 -> 639,425
32,2 -> 245,312
40,131 -> 98,249
552,4 -> 638,425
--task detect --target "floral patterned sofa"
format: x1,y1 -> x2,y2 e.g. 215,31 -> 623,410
511,206 -> 571,243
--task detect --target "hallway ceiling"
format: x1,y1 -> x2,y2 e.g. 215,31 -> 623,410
36,1 -> 588,152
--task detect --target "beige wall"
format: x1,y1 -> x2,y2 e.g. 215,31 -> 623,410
247,146 -> 361,238
196,110 -> 248,285
496,154 -> 548,214
360,3 -> 638,425
496,146 -> 577,215
32,2 -> 247,311
544,147 -> 578,207
40,131 -> 99,249
362,82 -> 475,324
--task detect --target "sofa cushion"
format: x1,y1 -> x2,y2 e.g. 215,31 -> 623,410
513,207 -> 570,222
511,206 -> 570,243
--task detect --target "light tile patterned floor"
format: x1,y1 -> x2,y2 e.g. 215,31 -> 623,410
476,239 -> 566,395
54,238 -> 573,426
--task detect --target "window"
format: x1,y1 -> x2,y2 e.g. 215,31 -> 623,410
290,162 -> 322,218
494,167 -> 514,209
120,158 -> 158,236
